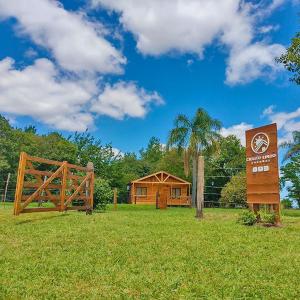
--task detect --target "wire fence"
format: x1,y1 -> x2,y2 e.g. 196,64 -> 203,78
0,166 -> 247,208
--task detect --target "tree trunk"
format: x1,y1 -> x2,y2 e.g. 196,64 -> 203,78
196,156 -> 204,219
191,156 -> 197,207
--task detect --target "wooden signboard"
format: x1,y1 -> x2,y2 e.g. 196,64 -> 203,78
245,123 -> 280,205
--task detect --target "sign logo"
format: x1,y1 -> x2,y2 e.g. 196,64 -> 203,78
251,132 -> 269,154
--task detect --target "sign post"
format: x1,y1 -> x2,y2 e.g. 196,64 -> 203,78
245,123 -> 280,224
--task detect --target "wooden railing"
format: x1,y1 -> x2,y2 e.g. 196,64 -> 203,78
132,194 -> 191,206
167,196 -> 191,206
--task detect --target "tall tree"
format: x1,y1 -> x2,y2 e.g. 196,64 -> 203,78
167,108 -> 221,214
205,135 -> 246,204
281,131 -> 300,161
140,136 -> 164,172
281,155 -> 300,208
277,32 -> 300,85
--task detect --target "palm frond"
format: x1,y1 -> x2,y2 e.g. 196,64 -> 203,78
281,131 -> 300,161
174,114 -> 191,128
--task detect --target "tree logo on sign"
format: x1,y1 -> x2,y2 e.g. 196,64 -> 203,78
251,132 -> 270,154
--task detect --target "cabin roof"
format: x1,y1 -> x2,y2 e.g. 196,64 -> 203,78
131,171 -> 190,184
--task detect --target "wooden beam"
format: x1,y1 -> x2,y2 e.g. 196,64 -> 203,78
21,207 -> 60,213
90,172 -> 94,208
23,182 -> 62,189
25,161 -> 56,202
60,162 -> 68,211
64,173 -> 91,206
14,152 -> 27,215
163,175 -> 170,182
132,181 -> 189,185
21,164 -> 64,209
25,169 -> 56,177
154,174 -> 161,182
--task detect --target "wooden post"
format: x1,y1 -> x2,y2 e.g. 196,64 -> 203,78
192,157 -> 197,207
14,152 -> 27,215
113,188 -> 117,210
3,173 -> 10,207
196,155 -> 204,219
60,162 -> 68,212
87,162 -> 94,209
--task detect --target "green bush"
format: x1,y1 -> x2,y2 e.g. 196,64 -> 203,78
237,210 -> 257,226
220,172 -> 246,207
281,199 -> 293,209
93,178 -> 114,212
259,211 -> 276,225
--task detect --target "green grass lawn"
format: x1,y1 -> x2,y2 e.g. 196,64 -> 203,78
0,204 -> 300,299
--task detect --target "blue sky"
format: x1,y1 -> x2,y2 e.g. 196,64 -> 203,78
0,0 -> 299,154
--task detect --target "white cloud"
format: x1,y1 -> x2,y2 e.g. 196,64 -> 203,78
266,108 -> 300,130
112,147 -> 124,157
262,105 -> 276,116
91,81 -> 163,119
225,42 -> 284,85
262,106 -> 300,144
221,104 -> 300,146
221,122 -> 253,146
0,1 -> 165,131
0,0 -> 125,74
92,0 -> 286,84
0,57 -> 96,131
24,48 -> 38,59
0,58 -> 163,131
259,25 -> 279,34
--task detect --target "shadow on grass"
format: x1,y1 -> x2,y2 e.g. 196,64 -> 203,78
15,213 -> 70,225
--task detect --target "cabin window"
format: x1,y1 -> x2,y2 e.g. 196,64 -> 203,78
172,188 -> 181,199
136,187 -> 147,197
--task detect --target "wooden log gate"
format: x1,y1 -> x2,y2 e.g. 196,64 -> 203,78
13,152 -> 94,215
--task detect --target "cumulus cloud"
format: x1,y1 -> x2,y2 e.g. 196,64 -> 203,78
92,0 -> 286,84
262,105 -> 276,116
221,104 -> 300,146
225,42 -> 284,84
262,106 -> 300,144
0,1 -> 164,131
91,81 -> 163,119
0,58 -> 163,131
221,122 -> 253,146
0,57 -> 96,131
0,0 -> 125,74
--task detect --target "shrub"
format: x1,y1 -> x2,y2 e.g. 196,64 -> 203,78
237,210 -> 257,226
220,172 -> 246,207
259,211 -> 276,225
281,199 -> 293,209
93,178 -> 114,212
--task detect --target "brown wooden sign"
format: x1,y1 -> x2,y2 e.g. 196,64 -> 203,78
245,123 -> 280,204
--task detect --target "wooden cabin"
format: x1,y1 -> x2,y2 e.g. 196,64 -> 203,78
129,171 -> 191,206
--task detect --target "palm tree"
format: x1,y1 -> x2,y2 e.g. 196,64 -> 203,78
167,108 -> 221,216
281,131 -> 300,161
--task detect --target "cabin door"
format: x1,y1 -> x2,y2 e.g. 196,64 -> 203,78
158,185 -> 169,209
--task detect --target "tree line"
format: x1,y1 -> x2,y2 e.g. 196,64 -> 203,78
1,106 -> 300,208
0,113 -> 245,205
